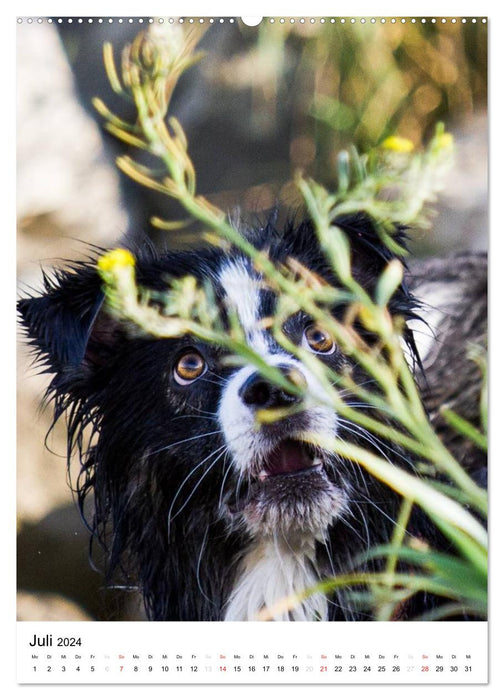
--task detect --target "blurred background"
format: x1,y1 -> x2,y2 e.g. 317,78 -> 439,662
17,16 -> 488,621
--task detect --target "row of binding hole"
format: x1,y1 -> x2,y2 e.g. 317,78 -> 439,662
17,17 -> 487,25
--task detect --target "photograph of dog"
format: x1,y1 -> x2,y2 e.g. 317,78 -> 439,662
17,18 -> 487,622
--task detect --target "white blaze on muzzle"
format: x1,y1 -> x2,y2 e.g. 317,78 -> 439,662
218,259 -> 338,477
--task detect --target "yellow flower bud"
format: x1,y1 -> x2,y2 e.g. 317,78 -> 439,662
97,248 -> 136,273
437,132 -> 454,150
381,136 -> 415,153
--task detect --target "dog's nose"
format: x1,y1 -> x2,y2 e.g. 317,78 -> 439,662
239,364 -> 307,409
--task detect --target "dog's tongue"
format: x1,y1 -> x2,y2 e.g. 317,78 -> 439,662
264,440 -> 314,476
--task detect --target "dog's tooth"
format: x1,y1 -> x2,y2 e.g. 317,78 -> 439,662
259,470 -> 268,482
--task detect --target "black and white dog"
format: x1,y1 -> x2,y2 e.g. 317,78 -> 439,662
18,213 -> 483,621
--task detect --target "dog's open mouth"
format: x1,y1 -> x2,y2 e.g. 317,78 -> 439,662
225,437 -> 344,536
258,439 -> 322,481
226,438 -> 337,518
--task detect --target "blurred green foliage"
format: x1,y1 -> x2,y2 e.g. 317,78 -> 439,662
262,20 -> 485,145
215,19 -> 487,205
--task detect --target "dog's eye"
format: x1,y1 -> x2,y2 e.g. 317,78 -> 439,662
174,351 -> 207,385
303,323 -> 335,355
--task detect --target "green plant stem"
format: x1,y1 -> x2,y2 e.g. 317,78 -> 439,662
376,497 -> 414,621
306,433 -> 487,551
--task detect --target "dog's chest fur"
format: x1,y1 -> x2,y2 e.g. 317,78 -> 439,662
224,537 -> 327,621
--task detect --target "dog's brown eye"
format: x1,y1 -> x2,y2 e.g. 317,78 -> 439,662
303,324 -> 335,355
174,352 -> 206,385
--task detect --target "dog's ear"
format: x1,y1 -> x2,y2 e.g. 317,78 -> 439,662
331,213 -> 417,314
18,261 -> 122,399
334,212 -> 422,367
285,211 -> 414,308
333,213 -> 406,282
283,211 -> 420,365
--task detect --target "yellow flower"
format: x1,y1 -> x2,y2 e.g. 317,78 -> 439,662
436,132 -> 454,150
97,248 -> 136,273
381,136 -> 415,153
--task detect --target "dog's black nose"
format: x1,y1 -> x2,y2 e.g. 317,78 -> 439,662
239,364 -> 307,409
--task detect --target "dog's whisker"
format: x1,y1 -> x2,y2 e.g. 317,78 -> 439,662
146,430 -> 223,458
338,417 -> 416,472
169,453 -> 227,524
195,525 -> 216,609
218,456 -> 235,511
206,370 -> 226,383
332,453 -> 371,500
167,445 -> 228,527
200,377 -> 225,387
186,404 -> 220,417
354,491 -> 413,534
343,502 -> 372,551
172,414 -> 218,421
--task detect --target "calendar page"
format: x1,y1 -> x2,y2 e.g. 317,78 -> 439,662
15,7 -> 488,688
